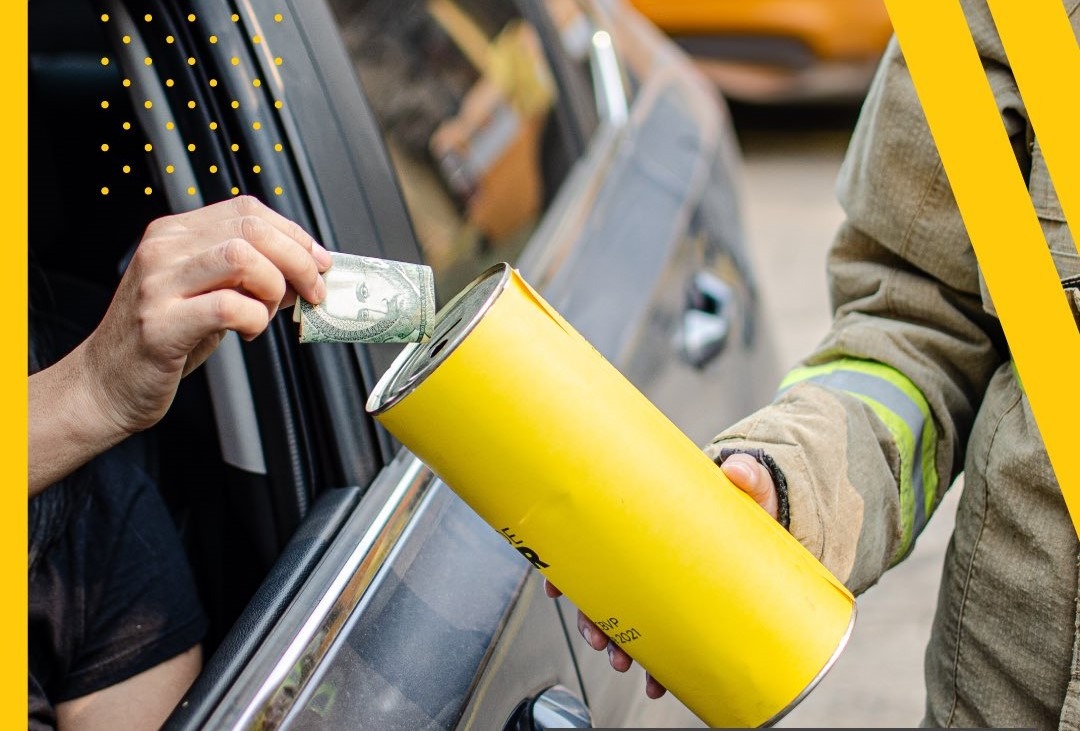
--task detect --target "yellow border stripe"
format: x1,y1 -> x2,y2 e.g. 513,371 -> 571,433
7,1 -> 28,726
883,0 -> 1080,534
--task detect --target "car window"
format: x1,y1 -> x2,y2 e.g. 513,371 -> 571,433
329,0 -> 587,298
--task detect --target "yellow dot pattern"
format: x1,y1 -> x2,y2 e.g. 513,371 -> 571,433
100,11 -> 290,198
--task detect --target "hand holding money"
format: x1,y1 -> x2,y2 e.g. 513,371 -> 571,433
296,253 -> 436,344
31,197 -> 331,495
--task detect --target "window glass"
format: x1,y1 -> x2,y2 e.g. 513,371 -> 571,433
329,0 -> 577,298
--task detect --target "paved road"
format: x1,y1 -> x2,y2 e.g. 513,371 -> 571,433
738,109 -> 961,729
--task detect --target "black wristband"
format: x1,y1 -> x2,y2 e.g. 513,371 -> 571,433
717,447 -> 791,530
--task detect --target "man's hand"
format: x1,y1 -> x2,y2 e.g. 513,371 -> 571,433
545,453 -> 779,700
30,197 -> 331,496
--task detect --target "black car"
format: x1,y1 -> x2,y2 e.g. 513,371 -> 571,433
28,0 -> 777,726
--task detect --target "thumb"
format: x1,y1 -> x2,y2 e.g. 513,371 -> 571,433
720,453 -> 779,520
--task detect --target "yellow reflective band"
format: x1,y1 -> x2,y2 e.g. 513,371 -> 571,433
782,359 -> 939,556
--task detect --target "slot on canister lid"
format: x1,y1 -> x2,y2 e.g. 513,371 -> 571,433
367,263 -> 510,414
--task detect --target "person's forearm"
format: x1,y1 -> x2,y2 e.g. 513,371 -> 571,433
29,341 -> 129,497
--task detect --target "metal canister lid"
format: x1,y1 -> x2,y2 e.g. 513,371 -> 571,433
366,263 -> 511,415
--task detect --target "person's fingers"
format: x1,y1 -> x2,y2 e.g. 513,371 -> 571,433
225,214 -> 327,305
577,611 -> 610,652
172,289 -> 272,345
606,642 -> 632,672
720,453 -> 779,519
182,333 -> 226,378
645,673 -> 667,699
543,580 -> 562,599
169,196 -> 332,269
171,238 -> 288,315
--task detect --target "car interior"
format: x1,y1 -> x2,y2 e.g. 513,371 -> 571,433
29,0 -> 297,655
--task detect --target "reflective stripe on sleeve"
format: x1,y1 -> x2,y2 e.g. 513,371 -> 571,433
779,359 -> 939,562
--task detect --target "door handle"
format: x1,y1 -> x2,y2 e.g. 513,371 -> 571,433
505,685 -> 592,730
677,270 -> 735,369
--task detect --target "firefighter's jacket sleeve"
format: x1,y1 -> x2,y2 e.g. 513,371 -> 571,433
705,26 -> 1037,594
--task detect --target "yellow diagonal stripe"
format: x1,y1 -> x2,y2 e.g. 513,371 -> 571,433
987,0 -> 1080,248
882,0 -> 1080,534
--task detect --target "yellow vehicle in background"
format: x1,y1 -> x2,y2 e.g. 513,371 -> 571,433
628,0 -> 893,103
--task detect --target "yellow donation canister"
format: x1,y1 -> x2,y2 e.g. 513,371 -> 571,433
366,264 -> 855,728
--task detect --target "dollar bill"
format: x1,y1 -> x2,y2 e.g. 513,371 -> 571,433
297,253 -> 436,344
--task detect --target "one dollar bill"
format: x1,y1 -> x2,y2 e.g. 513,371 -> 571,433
297,253 -> 436,344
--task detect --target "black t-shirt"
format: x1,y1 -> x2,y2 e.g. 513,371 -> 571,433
29,450 -> 206,727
